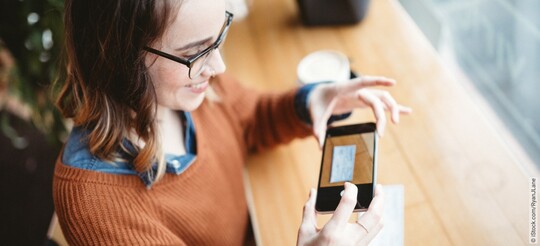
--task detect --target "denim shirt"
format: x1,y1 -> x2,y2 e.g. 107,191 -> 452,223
63,83 -> 351,187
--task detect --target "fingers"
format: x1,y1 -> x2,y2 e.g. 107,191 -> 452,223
301,188 -> 318,230
370,184 -> 385,212
298,188 -> 318,245
311,76 -> 412,142
313,119 -> 328,149
398,105 -> 413,115
312,98 -> 336,149
316,184 -> 384,245
356,184 -> 385,233
316,128 -> 326,149
357,89 -> 413,136
329,182 -> 358,227
336,76 -> 396,94
358,91 -> 387,137
377,91 -> 401,124
360,76 -> 396,87
373,91 -> 413,124
358,217 -> 385,244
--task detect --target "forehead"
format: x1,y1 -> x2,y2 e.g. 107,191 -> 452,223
162,0 -> 226,48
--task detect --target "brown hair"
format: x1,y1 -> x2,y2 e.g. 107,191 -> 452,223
56,0 -> 179,180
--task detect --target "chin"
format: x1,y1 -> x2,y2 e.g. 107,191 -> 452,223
179,93 -> 206,112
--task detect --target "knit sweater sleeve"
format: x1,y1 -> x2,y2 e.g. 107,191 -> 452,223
213,74 -> 314,153
53,164 -> 186,246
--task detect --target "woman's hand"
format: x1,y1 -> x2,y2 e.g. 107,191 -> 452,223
297,183 -> 385,246
308,76 -> 412,147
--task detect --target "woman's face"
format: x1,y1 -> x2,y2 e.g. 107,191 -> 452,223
146,0 -> 227,111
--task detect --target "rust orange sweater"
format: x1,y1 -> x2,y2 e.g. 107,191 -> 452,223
53,74 -> 313,245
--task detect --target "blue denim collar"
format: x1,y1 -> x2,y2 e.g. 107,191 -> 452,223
136,111 -> 198,188
62,111 -> 198,188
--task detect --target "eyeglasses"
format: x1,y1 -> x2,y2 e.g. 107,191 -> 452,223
144,11 -> 233,79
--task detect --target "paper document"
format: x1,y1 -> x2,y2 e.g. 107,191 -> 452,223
370,184 -> 404,246
330,145 -> 356,183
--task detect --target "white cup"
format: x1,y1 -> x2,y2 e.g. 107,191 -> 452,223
297,50 -> 350,84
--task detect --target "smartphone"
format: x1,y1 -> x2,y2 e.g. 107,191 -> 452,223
315,122 -> 378,213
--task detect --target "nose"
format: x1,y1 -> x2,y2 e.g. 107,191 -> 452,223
201,49 -> 226,77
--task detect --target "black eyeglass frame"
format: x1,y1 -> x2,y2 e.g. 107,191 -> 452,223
144,11 -> 234,79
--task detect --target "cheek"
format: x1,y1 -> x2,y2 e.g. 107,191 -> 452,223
149,61 -> 190,90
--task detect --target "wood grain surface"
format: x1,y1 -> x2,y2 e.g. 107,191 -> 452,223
223,0 -> 539,245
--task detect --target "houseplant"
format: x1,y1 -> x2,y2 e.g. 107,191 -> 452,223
0,0 -> 66,146
0,0 -> 66,245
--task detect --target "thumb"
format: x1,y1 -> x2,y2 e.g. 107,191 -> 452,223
313,124 -> 327,149
312,99 -> 336,149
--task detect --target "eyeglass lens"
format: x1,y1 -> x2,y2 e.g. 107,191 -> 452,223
190,50 -> 214,79
189,24 -> 230,79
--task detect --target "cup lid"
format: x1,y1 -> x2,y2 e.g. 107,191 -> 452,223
297,50 -> 350,84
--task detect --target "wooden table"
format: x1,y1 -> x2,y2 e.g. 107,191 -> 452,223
223,0 -> 539,245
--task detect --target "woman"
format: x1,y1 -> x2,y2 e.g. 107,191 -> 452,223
53,0 -> 412,245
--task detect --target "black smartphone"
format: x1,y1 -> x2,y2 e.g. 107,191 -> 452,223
315,123 -> 378,213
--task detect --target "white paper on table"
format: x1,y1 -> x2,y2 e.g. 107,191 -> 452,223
369,184 -> 404,246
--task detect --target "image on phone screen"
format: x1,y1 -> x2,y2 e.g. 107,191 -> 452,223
316,123 -> 377,213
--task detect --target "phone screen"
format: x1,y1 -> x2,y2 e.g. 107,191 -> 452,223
316,123 -> 377,212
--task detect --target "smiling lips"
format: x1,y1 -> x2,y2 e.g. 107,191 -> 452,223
186,81 -> 209,93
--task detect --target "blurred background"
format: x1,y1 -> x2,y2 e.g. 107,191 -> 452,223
1,0 -> 65,245
0,0 -> 538,245
400,0 -> 540,164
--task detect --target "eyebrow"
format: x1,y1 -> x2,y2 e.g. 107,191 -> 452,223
175,37 -> 213,51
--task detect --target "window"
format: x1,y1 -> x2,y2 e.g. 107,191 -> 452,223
401,0 -> 540,164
